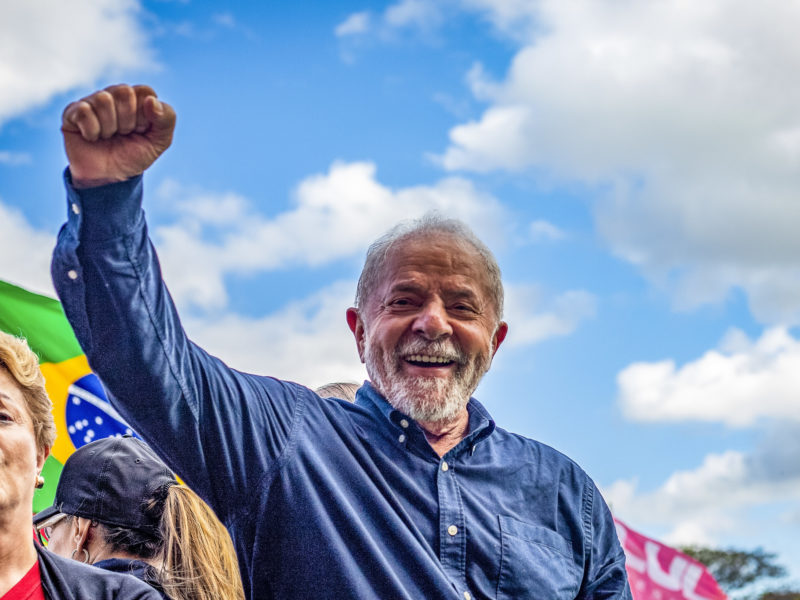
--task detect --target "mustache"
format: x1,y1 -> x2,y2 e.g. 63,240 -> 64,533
394,337 -> 466,364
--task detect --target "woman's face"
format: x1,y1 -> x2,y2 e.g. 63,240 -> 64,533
0,367 -> 47,517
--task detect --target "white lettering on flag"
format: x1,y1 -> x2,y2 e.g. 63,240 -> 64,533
614,518 -> 727,600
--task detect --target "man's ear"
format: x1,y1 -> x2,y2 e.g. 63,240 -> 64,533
491,321 -> 508,358
346,307 -> 366,363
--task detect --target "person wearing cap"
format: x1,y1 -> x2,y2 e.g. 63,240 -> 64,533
34,436 -> 244,600
0,331 -> 161,600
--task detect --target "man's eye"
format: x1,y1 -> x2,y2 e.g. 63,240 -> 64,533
452,304 -> 475,312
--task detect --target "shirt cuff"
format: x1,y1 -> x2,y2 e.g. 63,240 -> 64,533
63,167 -> 144,241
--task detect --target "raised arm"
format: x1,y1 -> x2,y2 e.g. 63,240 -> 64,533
52,85 -> 304,529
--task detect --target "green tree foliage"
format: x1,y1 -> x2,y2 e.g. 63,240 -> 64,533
681,546 -> 785,591
680,546 -> 799,600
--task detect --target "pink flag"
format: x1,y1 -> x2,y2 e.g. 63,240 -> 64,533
614,518 -> 727,600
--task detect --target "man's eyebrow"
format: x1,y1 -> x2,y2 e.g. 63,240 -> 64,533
387,283 -> 425,295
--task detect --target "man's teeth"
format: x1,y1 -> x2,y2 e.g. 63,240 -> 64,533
407,355 -> 452,364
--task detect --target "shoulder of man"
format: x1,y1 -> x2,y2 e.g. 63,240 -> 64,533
492,425 -> 590,475
37,545 -> 162,600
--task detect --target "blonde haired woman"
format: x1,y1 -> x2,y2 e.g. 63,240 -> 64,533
0,331 -> 160,599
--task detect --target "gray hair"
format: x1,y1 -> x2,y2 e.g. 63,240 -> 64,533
315,382 -> 360,402
355,213 -> 504,320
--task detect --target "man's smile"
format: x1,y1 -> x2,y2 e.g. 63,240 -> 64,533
404,354 -> 457,367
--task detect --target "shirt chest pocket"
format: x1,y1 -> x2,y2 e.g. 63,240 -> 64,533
496,516 -> 582,600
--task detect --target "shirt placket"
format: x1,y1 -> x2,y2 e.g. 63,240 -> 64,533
437,456 -> 472,600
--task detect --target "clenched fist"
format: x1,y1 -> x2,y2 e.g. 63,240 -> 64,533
62,84 -> 176,188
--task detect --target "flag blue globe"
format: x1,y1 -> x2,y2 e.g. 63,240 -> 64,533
65,373 -> 137,449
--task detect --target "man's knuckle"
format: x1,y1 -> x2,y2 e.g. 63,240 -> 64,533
104,83 -> 128,93
133,84 -> 156,97
110,85 -> 136,105
73,102 -> 94,122
90,91 -> 115,109
62,101 -> 79,121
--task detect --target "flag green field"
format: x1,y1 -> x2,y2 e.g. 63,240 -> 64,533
0,280 -> 103,512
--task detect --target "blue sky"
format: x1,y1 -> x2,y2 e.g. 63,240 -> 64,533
2,0 -> 800,587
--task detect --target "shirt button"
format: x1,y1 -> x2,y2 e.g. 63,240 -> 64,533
399,419 -> 409,429
464,593 -> 472,600
447,525 -> 458,536
67,270 -> 78,280
71,202 -> 80,215
441,461 -> 449,472
398,434 -> 406,443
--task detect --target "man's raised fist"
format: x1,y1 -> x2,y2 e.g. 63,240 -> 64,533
62,84 -> 176,188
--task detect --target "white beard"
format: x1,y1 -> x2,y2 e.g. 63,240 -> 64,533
363,332 -> 491,425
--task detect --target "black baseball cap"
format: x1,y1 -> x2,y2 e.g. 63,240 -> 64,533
34,435 -> 176,534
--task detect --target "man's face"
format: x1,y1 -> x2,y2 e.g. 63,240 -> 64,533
347,233 -> 507,424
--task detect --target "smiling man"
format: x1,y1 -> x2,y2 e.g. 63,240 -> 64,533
348,225 -> 507,456
52,84 -> 632,600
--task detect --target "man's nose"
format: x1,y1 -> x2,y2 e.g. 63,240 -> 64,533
412,301 -> 453,340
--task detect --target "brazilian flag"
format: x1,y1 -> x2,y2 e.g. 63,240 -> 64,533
0,280 -> 136,512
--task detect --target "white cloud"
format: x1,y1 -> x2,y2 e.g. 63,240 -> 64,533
375,0 -> 531,37
0,200 -> 55,296
0,151 -> 32,166
335,12 -> 371,37
618,327 -> 800,427
596,178 -> 800,324
528,219 -> 565,242
154,161 -> 507,311
503,284 -> 595,347
183,281 -> 367,389
604,425 -> 800,550
336,1 -> 444,42
435,0 -> 800,324
457,0 -> 538,38
439,105 -> 533,173
0,0 -> 153,126
385,0 -> 441,29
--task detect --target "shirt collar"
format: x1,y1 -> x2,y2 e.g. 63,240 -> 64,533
355,381 -> 496,456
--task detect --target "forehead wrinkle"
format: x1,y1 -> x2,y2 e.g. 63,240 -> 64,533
365,234 -> 499,318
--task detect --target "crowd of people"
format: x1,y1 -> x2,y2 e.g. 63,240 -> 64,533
1,83 -> 632,599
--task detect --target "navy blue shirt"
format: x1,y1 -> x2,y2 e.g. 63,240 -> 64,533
36,545 -> 161,600
93,559 -> 168,599
52,172 -> 631,600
